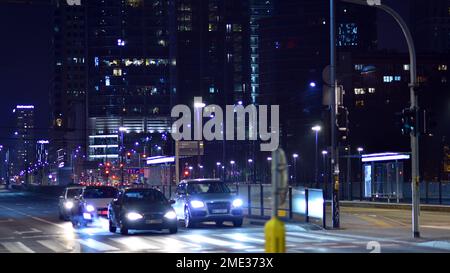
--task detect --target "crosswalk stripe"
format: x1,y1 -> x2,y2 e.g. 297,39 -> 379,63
252,233 -> 312,244
78,239 -> 119,252
109,237 -> 159,251
181,234 -> 254,250
37,240 -> 71,253
286,232 -> 353,242
1,242 -> 34,253
147,237 -> 203,251
217,233 -> 265,244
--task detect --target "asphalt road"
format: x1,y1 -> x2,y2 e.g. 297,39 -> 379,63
0,188 -> 449,253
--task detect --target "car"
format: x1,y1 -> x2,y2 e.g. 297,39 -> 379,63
70,186 -> 118,228
58,186 -> 83,221
107,188 -> 178,235
172,179 -> 244,228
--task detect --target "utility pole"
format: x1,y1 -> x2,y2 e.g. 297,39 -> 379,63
330,0 -> 340,228
342,0 -> 420,238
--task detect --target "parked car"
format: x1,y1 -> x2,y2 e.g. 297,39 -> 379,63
58,186 -> 83,221
172,179 -> 244,228
108,188 -> 178,235
70,186 -> 118,228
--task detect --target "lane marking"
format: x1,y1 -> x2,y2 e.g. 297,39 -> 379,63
286,232 -> 354,242
416,241 -> 450,251
0,205 -> 65,229
0,219 -> 14,223
147,237 -> 203,250
218,233 -> 265,244
356,215 -> 393,228
78,239 -> 119,252
14,228 -> 42,235
1,242 -> 34,253
421,225 -> 450,231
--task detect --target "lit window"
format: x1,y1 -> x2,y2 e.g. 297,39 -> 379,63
113,68 -> 122,76
403,64 -> 410,71
438,64 -> 448,71
209,87 -> 215,93
383,76 -> 393,83
368,88 -> 375,93
117,39 -> 125,46
354,88 -> 366,95
354,64 -> 364,71
105,76 -> 110,86
226,24 -> 232,33
394,76 -> 401,81
355,100 -> 364,107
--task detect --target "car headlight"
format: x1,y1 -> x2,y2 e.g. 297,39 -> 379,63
164,211 -> 177,220
64,201 -> 74,209
190,200 -> 205,209
232,199 -> 243,208
86,204 -> 95,212
126,212 -> 143,221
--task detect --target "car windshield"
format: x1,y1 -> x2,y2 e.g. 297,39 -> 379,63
187,182 -> 231,194
83,187 -> 117,199
124,190 -> 167,204
66,188 -> 82,198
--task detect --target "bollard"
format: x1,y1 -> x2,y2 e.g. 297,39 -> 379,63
288,187 -> 293,219
248,184 -> 252,216
260,184 -> 264,217
305,188 -> 309,223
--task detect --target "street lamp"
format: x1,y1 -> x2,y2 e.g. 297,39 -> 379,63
342,0 -> 421,238
311,125 -> 322,188
292,154 -> 299,184
230,160 -> 235,181
357,147 -> 364,153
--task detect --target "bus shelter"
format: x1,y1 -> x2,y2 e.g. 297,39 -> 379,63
362,152 -> 410,201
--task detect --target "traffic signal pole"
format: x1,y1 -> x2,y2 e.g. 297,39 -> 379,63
342,0 -> 420,238
330,0 -> 340,228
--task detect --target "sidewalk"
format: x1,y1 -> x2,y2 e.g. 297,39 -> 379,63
326,200 -> 450,212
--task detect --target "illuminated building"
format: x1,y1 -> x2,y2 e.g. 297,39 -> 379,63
11,105 -> 35,181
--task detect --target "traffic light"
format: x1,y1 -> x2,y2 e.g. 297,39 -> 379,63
106,162 -> 111,167
126,152 -> 132,160
422,109 -> 437,136
401,108 -> 416,136
336,106 -> 349,142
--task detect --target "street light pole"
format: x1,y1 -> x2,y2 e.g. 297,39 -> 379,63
312,126 -> 321,188
341,0 -> 420,238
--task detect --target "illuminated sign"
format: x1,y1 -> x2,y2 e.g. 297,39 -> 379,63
361,152 -> 410,162
66,0 -> 81,6
16,105 -> 34,109
146,156 -> 175,165
37,140 -> 50,144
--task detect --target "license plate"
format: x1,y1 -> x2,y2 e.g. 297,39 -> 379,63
145,219 -> 163,224
212,209 -> 228,214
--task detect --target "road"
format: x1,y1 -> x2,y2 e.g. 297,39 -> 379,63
0,188 -> 449,253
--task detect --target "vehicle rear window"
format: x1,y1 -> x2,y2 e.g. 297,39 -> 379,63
83,187 -> 117,199
187,182 -> 231,194
124,190 -> 167,203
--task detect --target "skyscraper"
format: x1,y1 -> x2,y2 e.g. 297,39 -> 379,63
51,0 -> 87,171
412,0 -> 450,54
12,105 -> 35,182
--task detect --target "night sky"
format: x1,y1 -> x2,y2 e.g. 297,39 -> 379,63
0,0 -> 409,146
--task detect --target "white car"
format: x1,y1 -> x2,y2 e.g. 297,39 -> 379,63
70,186 -> 118,228
58,186 -> 83,221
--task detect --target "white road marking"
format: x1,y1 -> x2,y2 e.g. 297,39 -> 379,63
110,237 -> 160,251
416,241 -> 450,251
422,225 -> 450,231
78,239 -> 119,252
218,233 -> 265,244
37,240 -> 71,253
286,232 -> 354,242
182,234 -> 253,250
147,237 -> 203,251
1,242 -> 34,253
14,228 -> 42,235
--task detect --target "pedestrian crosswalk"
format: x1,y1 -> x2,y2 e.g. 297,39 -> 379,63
0,230 -> 400,253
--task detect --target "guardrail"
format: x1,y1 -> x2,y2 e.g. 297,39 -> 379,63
151,183 -> 326,227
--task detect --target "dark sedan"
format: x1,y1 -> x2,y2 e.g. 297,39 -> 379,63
108,188 -> 178,235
